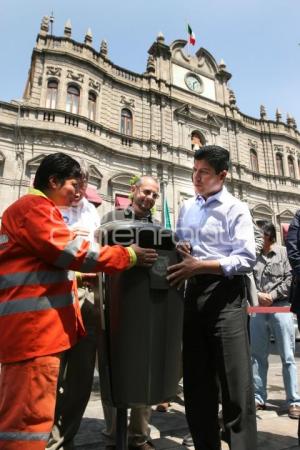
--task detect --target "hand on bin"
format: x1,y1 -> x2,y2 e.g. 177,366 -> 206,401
167,249 -> 200,288
176,240 -> 192,256
130,244 -> 158,267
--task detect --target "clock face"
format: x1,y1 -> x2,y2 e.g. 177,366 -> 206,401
185,73 -> 203,93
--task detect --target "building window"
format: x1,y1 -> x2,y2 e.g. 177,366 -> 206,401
46,80 -> 58,109
66,84 -> 80,114
288,156 -> 295,179
276,153 -> 284,177
250,149 -> 259,172
121,108 -> 132,136
191,130 -> 204,150
88,91 -> 97,121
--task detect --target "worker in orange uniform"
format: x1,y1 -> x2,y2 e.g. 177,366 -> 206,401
0,152 -> 157,450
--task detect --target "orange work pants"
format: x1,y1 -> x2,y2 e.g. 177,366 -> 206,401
0,354 -> 61,450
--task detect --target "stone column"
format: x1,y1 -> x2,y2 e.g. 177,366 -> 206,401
56,72 -> 67,111
283,153 -> 289,177
294,157 -> 299,179
160,97 -> 167,143
150,94 -> 156,140
80,81 -> 89,118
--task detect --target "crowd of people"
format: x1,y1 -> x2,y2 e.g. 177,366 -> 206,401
0,145 -> 300,450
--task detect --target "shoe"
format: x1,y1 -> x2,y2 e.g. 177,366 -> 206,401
129,441 -> 155,450
255,402 -> 266,411
288,404 -> 300,419
182,433 -> 194,447
156,402 -> 170,412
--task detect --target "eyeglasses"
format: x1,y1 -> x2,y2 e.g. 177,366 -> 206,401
139,188 -> 160,200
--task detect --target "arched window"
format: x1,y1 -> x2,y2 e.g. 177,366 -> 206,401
88,91 -> 97,121
66,84 -> 80,114
276,153 -> 284,177
250,149 -> 259,172
46,80 -> 58,109
191,130 -> 205,150
121,108 -> 132,136
288,156 -> 295,179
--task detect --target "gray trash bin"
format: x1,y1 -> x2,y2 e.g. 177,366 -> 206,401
98,219 -> 183,408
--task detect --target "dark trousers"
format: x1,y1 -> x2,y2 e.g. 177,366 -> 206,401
47,295 -> 97,450
183,275 -> 257,450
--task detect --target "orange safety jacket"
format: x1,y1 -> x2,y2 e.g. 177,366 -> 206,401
0,190 -> 134,364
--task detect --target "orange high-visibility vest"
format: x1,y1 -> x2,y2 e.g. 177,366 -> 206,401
0,192 -> 132,363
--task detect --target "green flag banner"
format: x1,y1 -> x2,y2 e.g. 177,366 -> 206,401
164,198 -> 172,229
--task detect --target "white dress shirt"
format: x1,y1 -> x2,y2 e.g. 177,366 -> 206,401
176,186 -> 256,277
59,197 -> 101,243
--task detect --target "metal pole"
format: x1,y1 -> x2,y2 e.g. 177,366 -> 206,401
49,11 -> 54,36
161,181 -> 165,227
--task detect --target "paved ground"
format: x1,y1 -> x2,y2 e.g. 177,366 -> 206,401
74,343 -> 300,450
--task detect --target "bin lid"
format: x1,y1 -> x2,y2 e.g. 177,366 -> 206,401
100,220 -> 176,250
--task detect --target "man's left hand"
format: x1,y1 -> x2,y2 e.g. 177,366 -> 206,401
257,292 -> 273,306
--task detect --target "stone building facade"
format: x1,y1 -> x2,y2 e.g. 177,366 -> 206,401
0,16 -> 300,240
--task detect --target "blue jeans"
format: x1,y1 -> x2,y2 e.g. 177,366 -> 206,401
250,302 -> 300,406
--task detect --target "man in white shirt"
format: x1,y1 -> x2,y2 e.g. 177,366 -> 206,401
167,146 -> 257,450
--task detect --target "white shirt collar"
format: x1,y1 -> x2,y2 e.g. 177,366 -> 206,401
196,185 -> 229,206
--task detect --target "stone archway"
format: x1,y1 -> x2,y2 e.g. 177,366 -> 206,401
251,203 -> 274,227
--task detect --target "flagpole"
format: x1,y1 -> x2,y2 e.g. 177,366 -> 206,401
186,21 -> 190,57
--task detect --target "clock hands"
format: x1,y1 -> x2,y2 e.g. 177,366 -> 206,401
185,74 -> 201,93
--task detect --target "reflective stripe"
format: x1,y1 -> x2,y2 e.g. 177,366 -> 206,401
0,431 -> 50,441
55,237 -> 85,269
80,241 -> 101,272
0,270 -> 74,290
0,293 -> 74,317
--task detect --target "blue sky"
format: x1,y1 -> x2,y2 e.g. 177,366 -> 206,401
1,0 -> 300,125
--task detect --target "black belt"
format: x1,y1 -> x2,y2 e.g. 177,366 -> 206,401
191,274 -> 244,284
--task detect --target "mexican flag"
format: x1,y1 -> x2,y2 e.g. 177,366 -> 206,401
187,24 -> 196,46
164,198 -> 172,230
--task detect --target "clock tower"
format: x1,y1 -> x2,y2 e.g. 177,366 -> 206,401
184,73 -> 203,94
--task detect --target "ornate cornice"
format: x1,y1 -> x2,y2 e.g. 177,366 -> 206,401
46,66 -> 62,77
120,95 -> 135,108
66,70 -> 84,83
174,104 -> 222,130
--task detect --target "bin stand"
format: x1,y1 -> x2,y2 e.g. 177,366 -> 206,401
116,408 -> 127,450
94,231 -> 128,450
